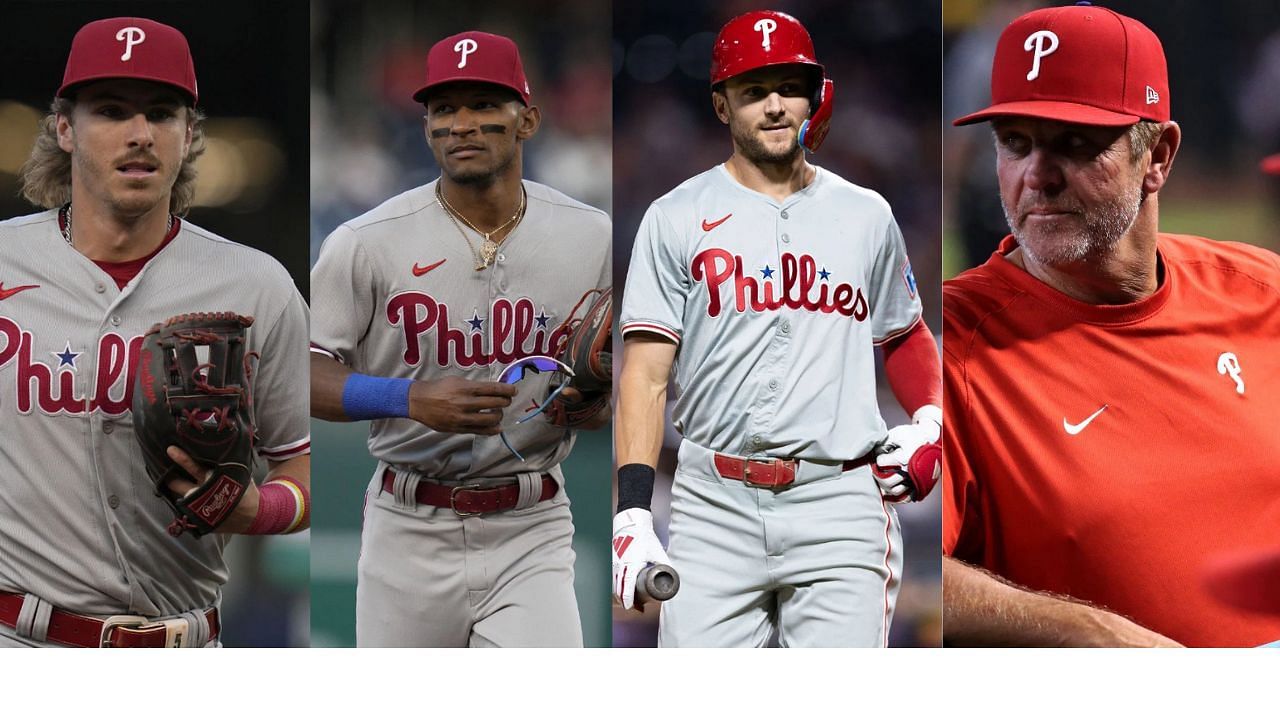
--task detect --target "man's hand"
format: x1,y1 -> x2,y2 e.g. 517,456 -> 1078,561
165,446 -> 260,534
408,377 -> 516,434
612,508 -> 671,610
873,404 -> 942,502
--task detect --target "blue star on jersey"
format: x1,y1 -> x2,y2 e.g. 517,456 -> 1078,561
535,309 -> 551,329
760,265 -> 775,279
819,267 -> 831,281
467,312 -> 485,332
52,342 -> 80,370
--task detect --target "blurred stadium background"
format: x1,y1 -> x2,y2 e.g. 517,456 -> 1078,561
613,0 -> 944,647
309,0 -> 613,647
945,0 -> 1280,277
0,0 -> 310,647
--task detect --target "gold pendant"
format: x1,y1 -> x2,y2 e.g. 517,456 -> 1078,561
480,239 -> 500,268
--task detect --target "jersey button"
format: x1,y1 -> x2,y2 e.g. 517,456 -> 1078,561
751,434 -> 762,444
780,320 -> 791,334
780,210 -> 789,219
769,379 -> 779,390
110,315 -> 121,326
497,253 -> 506,263
95,282 -> 106,293
108,495 -> 120,509
102,420 -> 114,434
781,233 -> 790,243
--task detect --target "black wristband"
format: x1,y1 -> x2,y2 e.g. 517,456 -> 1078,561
616,463 -> 656,513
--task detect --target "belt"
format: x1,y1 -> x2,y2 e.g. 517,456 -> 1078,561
0,591 -> 219,648
380,469 -> 558,516
712,451 -> 874,488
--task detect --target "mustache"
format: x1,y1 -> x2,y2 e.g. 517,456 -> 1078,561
1016,196 -> 1083,218
114,152 -> 161,166
429,124 -> 510,139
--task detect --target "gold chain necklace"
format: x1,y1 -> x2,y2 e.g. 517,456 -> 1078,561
435,182 -> 527,271
60,204 -> 174,247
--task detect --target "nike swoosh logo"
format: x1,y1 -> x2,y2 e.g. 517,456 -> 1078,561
1063,404 -> 1108,435
412,259 -> 447,277
0,283 -> 39,300
701,213 -> 732,232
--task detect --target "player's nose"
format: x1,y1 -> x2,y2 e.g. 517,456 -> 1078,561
450,106 -> 480,134
1021,147 -> 1065,192
125,112 -> 155,148
763,91 -> 786,116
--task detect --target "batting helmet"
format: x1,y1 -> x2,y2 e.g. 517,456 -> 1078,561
710,10 -> 834,153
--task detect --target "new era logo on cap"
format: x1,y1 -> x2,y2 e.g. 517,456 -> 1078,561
954,4 -> 1169,127
412,30 -> 531,105
58,17 -> 198,103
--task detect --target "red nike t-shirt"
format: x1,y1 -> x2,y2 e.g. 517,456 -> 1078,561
943,233 -> 1280,647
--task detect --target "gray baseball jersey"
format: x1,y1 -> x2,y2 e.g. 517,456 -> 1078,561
310,178 -> 610,646
0,211 -> 311,621
620,164 -> 919,647
621,165 -> 922,460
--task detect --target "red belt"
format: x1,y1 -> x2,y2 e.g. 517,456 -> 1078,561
381,469 -> 558,516
712,452 -> 874,488
0,591 -> 219,648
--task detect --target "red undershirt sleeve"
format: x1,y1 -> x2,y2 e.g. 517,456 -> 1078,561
881,318 -> 942,416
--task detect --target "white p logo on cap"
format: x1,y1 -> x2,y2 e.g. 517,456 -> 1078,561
754,18 -> 777,50
455,38 -> 478,68
1023,30 -> 1059,81
116,26 -> 146,62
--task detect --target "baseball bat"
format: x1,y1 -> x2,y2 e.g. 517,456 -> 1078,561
636,563 -> 680,603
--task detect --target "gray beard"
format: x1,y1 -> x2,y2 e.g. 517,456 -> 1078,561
1004,182 -> 1143,266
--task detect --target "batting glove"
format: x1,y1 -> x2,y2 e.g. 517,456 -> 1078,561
872,404 -> 942,503
612,508 -> 671,610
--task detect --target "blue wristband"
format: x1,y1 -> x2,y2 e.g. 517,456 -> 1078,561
341,374 -> 412,420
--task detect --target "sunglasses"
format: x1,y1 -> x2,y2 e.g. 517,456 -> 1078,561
497,355 -> 574,460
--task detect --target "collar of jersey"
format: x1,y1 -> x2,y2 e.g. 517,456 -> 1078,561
714,163 -> 823,208
987,234 -> 1173,326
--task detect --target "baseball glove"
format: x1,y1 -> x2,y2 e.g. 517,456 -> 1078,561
132,312 -> 257,537
545,287 -> 612,426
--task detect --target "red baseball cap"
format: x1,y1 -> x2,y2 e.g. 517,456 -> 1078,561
953,4 -> 1168,127
1262,154 -> 1280,175
412,31 -> 531,106
58,17 -> 198,104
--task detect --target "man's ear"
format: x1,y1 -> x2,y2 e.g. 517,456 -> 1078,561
1143,121 -> 1180,195
516,104 -> 541,140
712,91 -> 730,125
57,112 -> 75,153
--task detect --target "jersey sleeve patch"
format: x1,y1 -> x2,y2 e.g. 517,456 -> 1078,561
901,259 -> 918,300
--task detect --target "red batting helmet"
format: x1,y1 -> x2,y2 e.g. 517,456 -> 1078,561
710,10 -> 834,153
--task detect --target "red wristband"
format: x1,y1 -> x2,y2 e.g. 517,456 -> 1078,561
245,477 -> 310,535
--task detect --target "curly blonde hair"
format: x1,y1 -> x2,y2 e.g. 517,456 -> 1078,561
19,97 -> 206,215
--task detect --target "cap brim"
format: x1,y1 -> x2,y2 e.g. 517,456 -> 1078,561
1262,154 -> 1280,175
953,100 -> 1141,127
412,77 -> 528,105
59,75 -> 197,105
